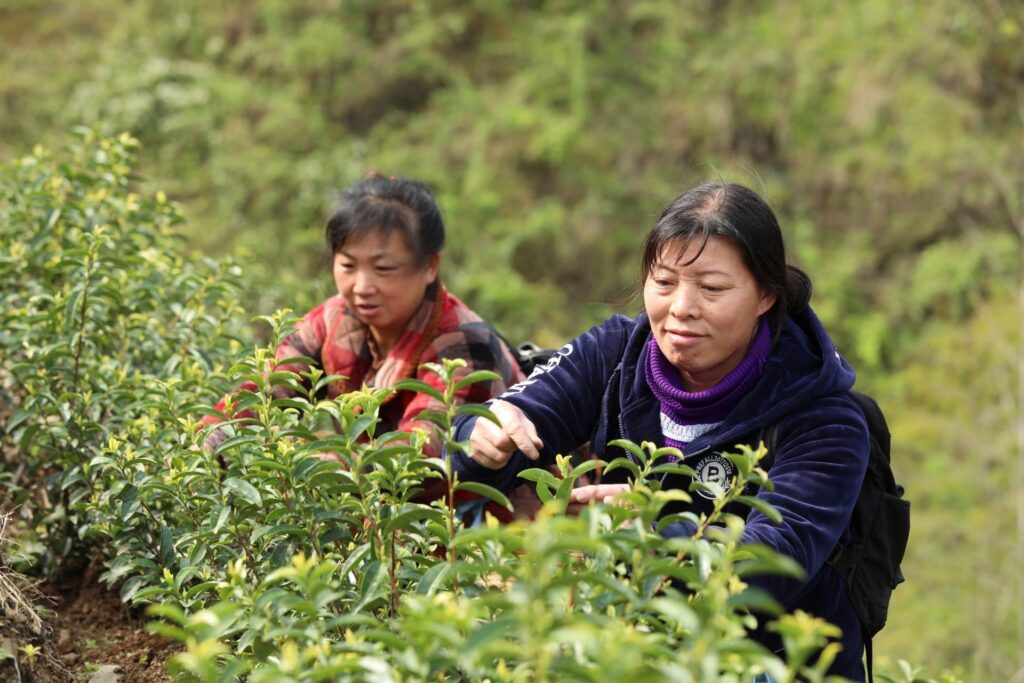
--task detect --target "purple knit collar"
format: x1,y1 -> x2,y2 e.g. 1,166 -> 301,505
644,318 -> 772,427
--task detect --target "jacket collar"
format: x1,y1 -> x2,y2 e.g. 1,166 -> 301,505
614,307 -> 855,457
329,279 -> 446,403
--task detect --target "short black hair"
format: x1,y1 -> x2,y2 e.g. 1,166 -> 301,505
325,173 -> 445,265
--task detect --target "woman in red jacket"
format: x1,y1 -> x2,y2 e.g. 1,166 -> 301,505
202,173 -> 524,459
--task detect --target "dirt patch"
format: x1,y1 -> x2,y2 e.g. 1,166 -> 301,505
2,565 -> 179,683
1,568 -> 70,682
1,536 -> 180,682
40,561 -> 178,683
2,380 -> 178,681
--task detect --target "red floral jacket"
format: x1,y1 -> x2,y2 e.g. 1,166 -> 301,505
202,280 -> 524,457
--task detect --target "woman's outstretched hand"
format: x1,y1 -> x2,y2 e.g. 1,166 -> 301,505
469,400 -> 543,470
566,484 -> 632,515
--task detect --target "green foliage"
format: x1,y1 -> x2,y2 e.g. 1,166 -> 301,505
3,1 -> 1019,353
144,397 -> 831,683
872,287 -> 1019,680
0,130 -> 248,570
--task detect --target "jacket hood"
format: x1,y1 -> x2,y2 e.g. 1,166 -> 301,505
617,306 -> 856,458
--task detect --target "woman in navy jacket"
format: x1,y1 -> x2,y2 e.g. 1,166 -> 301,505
450,182 -> 870,680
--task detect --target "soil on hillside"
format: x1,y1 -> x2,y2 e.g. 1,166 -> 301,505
40,561 -> 178,683
2,390 -> 178,681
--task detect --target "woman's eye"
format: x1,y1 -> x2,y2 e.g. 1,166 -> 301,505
337,262 -> 354,271
702,285 -> 725,293
376,265 -> 397,275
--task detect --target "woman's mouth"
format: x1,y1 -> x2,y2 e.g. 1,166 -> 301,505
356,303 -> 381,318
665,329 -> 704,346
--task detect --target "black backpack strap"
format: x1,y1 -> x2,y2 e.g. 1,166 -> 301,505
825,543 -> 857,578
864,630 -> 874,683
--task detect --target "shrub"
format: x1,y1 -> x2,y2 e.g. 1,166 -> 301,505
0,129 -> 248,572
148,358 -> 831,682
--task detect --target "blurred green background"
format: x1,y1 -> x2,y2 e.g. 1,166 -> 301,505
2,0 -> 1020,679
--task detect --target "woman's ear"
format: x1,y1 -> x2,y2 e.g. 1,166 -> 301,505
757,289 -> 778,317
424,252 -> 441,283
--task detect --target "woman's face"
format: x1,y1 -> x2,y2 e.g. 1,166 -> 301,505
644,236 -> 776,392
333,229 -> 439,353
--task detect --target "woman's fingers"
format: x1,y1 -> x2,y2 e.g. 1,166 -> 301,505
568,484 -> 632,505
491,401 -> 542,460
468,400 -> 544,469
469,418 -> 516,469
566,484 -> 633,516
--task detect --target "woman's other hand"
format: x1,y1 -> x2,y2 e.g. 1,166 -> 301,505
469,400 -> 543,470
566,484 -> 632,515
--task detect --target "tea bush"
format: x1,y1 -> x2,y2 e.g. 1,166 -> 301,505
0,130 -> 251,571
0,134 -> 962,682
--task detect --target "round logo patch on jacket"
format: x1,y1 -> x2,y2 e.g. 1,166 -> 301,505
693,453 -> 735,499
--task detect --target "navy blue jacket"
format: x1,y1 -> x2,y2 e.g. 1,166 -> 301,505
452,307 -> 869,680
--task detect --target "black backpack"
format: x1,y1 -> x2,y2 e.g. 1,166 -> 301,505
505,339 -> 558,376
762,390 -> 910,682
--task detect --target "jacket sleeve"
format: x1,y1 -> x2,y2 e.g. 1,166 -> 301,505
739,393 -> 869,605
397,323 -> 525,457
450,315 -> 634,491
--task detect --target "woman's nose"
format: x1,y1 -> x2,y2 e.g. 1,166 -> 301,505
352,269 -> 376,294
670,285 -> 700,318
